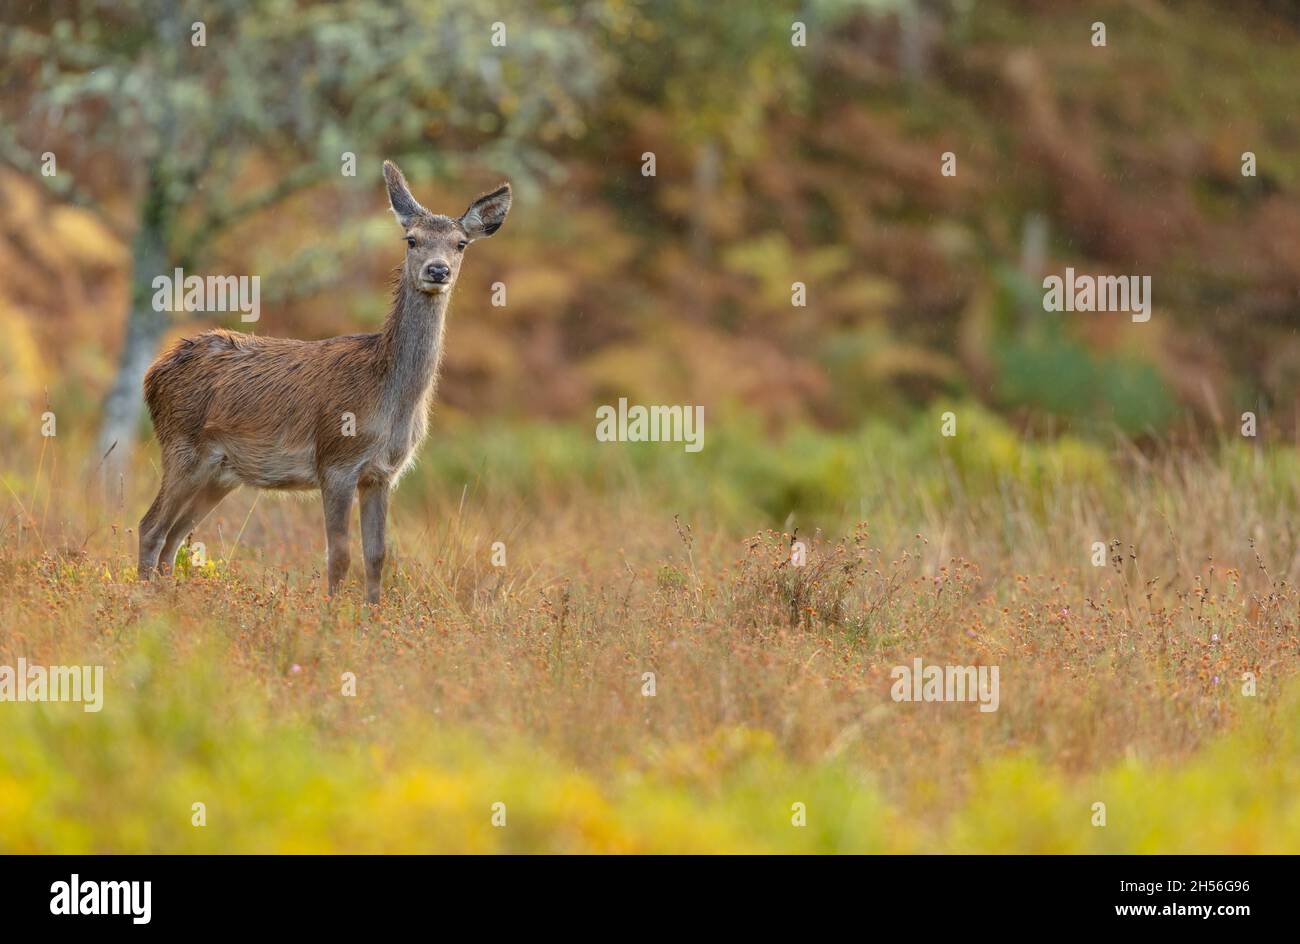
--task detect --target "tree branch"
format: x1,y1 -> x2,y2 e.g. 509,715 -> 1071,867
179,161 -> 328,260
0,126 -> 130,240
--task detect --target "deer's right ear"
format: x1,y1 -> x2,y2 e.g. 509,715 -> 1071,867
460,183 -> 512,240
383,160 -> 427,227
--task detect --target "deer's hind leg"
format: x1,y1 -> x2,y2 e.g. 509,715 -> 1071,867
157,480 -> 233,576
138,447 -> 211,578
139,467 -> 191,579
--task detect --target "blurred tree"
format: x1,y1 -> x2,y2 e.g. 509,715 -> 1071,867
612,0 -> 815,255
603,0 -> 898,258
0,0 -> 605,485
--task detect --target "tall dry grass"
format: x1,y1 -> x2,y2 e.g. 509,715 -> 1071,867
1,413 -> 1298,851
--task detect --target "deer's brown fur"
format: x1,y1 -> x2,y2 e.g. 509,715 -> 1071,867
138,162 -> 511,603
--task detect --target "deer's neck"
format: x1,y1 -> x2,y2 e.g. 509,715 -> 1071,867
379,278 -> 449,409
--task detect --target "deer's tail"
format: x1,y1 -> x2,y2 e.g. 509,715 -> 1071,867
143,335 -> 206,439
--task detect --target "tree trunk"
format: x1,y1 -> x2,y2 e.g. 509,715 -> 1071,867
900,4 -> 931,88
96,163 -> 171,498
690,139 -> 719,261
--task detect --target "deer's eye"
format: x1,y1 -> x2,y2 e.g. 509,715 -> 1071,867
405,236 -> 416,248
456,240 -> 468,252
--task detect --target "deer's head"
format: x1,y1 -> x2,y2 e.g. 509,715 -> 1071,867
383,160 -> 512,296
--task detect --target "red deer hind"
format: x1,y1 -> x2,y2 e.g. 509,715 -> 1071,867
138,162 -> 511,604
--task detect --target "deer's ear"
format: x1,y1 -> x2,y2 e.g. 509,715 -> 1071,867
460,184 -> 512,239
383,160 -> 427,227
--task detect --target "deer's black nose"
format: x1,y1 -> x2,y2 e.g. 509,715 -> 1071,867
423,261 -> 451,283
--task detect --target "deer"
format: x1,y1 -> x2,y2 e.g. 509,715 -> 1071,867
137,161 -> 511,604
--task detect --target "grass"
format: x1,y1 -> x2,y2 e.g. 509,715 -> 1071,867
1,407 -> 1299,852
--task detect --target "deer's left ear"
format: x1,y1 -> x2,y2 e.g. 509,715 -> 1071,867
460,184 -> 512,239
384,160 -> 428,227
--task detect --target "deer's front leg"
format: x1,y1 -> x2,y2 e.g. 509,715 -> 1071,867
359,481 -> 390,605
321,476 -> 357,597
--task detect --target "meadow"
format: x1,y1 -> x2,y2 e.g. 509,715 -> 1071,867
2,406 -> 1298,853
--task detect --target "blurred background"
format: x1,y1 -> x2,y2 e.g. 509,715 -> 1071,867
0,0 -> 1298,507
